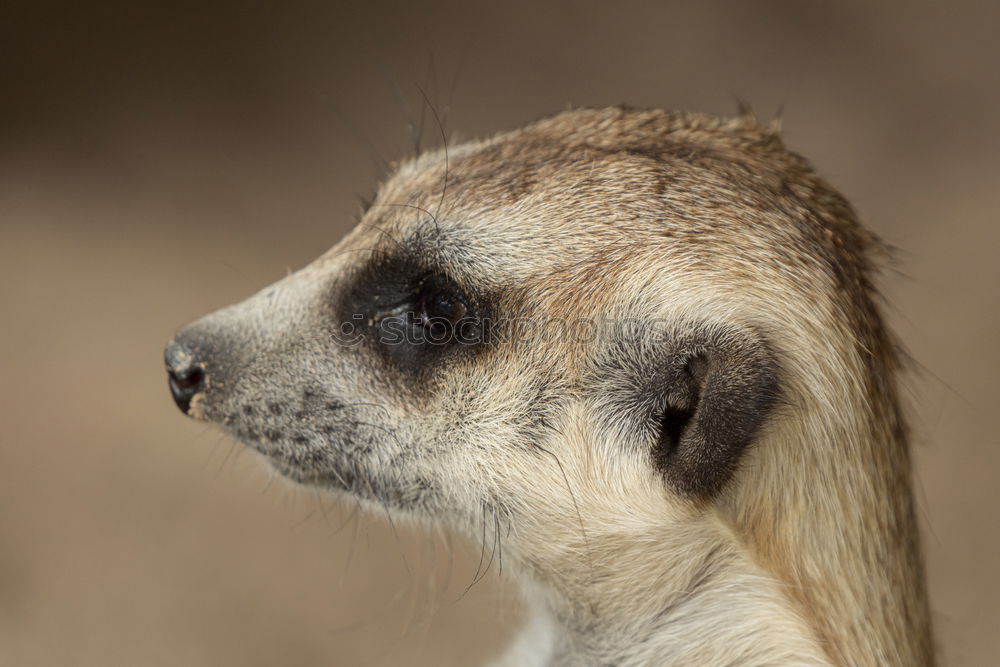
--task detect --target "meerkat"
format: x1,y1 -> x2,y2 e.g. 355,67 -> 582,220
165,106 -> 934,666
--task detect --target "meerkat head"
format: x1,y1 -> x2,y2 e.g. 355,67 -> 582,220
165,107 -> 903,646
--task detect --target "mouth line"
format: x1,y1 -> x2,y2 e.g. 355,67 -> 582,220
218,419 -> 352,478
214,418 -> 435,511
196,397 -> 422,504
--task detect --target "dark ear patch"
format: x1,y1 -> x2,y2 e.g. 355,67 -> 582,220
653,326 -> 780,499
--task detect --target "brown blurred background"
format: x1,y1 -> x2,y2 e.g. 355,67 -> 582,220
1,1 -> 997,665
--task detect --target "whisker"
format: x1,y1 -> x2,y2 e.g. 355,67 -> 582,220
367,201 -> 440,229
416,84 -> 448,238
536,442 -> 596,589
459,502 -> 490,600
214,438 -> 240,479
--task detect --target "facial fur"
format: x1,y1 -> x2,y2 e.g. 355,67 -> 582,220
166,107 -> 933,666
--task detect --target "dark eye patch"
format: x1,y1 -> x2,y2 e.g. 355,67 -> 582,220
334,249 -> 494,380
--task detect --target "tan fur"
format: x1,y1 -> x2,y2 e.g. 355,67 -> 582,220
168,107 -> 933,665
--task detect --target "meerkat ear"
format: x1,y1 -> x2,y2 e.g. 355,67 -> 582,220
654,326 -> 780,500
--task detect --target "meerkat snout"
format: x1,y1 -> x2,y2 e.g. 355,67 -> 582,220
164,106 -> 933,666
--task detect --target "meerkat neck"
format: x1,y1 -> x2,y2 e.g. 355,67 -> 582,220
722,402 -> 934,665
494,517 -> 832,667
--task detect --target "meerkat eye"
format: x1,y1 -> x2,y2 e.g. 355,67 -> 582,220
417,289 -> 468,327
345,255 -> 489,363
409,285 -> 474,343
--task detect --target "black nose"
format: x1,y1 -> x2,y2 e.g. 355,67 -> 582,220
165,341 -> 206,415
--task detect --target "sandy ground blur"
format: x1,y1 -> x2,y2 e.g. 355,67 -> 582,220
1,1 -> 998,665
